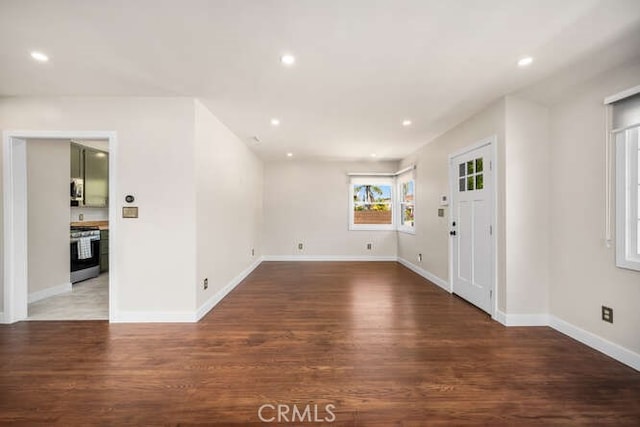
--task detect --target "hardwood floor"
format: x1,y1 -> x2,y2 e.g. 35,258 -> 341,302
1,262 -> 639,425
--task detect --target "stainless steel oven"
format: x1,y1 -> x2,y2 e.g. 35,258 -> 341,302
70,227 -> 101,283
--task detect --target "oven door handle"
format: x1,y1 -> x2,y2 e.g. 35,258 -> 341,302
70,237 -> 100,243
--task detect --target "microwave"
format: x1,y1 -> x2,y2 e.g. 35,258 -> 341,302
70,178 -> 84,205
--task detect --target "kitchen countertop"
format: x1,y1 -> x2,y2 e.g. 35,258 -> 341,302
70,220 -> 109,230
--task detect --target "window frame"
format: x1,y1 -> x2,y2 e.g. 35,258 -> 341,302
349,177 -> 396,231
615,125 -> 640,271
397,174 -> 416,234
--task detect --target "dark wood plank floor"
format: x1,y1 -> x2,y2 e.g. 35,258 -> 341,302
1,262 -> 639,426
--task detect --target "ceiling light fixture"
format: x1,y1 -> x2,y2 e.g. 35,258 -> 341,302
286,152 -> 293,157
517,56 -> 533,67
281,54 -> 296,66
30,51 -> 49,62
402,119 -> 412,126
370,153 -> 377,158
270,118 -> 280,126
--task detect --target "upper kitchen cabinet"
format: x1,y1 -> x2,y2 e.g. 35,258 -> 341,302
70,142 -> 109,207
70,143 -> 82,179
84,148 -> 109,207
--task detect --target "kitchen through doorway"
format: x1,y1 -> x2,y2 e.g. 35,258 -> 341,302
26,138 -> 110,320
2,130 -> 117,324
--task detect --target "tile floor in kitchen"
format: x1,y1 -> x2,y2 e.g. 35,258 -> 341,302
27,273 -> 109,321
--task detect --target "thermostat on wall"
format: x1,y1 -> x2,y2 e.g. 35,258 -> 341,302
440,194 -> 449,206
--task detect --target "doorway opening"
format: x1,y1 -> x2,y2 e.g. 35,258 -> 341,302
2,131 -> 117,323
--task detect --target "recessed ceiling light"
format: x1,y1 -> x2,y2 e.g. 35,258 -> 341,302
30,51 -> 49,62
370,153 -> 377,158
402,119 -> 412,126
271,118 -> 280,126
286,152 -> 293,157
517,56 -> 533,67
281,54 -> 296,66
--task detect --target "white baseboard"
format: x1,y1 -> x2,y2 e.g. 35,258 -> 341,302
196,257 -> 264,321
28,282 -> 72,304
110,310 -> 197,323
493,311 -> 639,371
263,255 -> 398,262
0,311 -> 4,323
494,310 -> 549,326
397,257 -> 450,292
549,315 -> 640,371
493,310 -> 507,325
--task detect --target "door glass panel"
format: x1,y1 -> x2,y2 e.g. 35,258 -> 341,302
467,160 -> 474,175
459,163 -> 466,177
467,176 -> 474,191
476,173 -> 484,190
459,178 -> 466,192
476,157 -> 483,173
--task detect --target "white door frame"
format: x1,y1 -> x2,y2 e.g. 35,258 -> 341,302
2,130 -> 118,323
447,135 -> 499,318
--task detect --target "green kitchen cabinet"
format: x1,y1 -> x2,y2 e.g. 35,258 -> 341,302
84,149 -> 109,207
100,229 -> 109,273
70,143 -> 83,179
70,143 -> 109,207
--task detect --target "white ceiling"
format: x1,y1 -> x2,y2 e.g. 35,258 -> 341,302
1,0 -> 640,161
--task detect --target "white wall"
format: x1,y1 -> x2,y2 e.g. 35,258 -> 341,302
194,100 -> 263,308
398,99 -> 507,309
0,97 -> 197,317
26,139 -> 70,295
70,207 -> 109,222
263,160 -> 398,259
504,96 -> 550,314
548,60 -> 640,354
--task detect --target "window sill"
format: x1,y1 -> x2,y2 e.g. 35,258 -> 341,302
397,228 -> 416,235
616,257 -> 640,273
349,225 -> 396,231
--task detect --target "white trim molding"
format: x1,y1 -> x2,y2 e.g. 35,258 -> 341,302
397,258 -> 450,292
111,311 -> 198,323
263,255 -> 398,262
493,311 -> 639,371
494,310 -> 549,326
549,315 -> 640,372
0,312 -> 4,324
196,257 -> 264,321
28,282 -> 72,304
604,84 -> 640,105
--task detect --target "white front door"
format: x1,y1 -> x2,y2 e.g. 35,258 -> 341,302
449,141 -> 495,315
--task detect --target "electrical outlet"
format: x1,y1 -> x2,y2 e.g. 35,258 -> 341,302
366,243 -> 372,250
79,213 -> 84,221
418,253 -> 422,262
602,306 -> 613,323
298,243 -> 304,250
203,278 -> 208,290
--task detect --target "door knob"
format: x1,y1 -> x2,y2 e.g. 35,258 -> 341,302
450,230 -> 457,236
